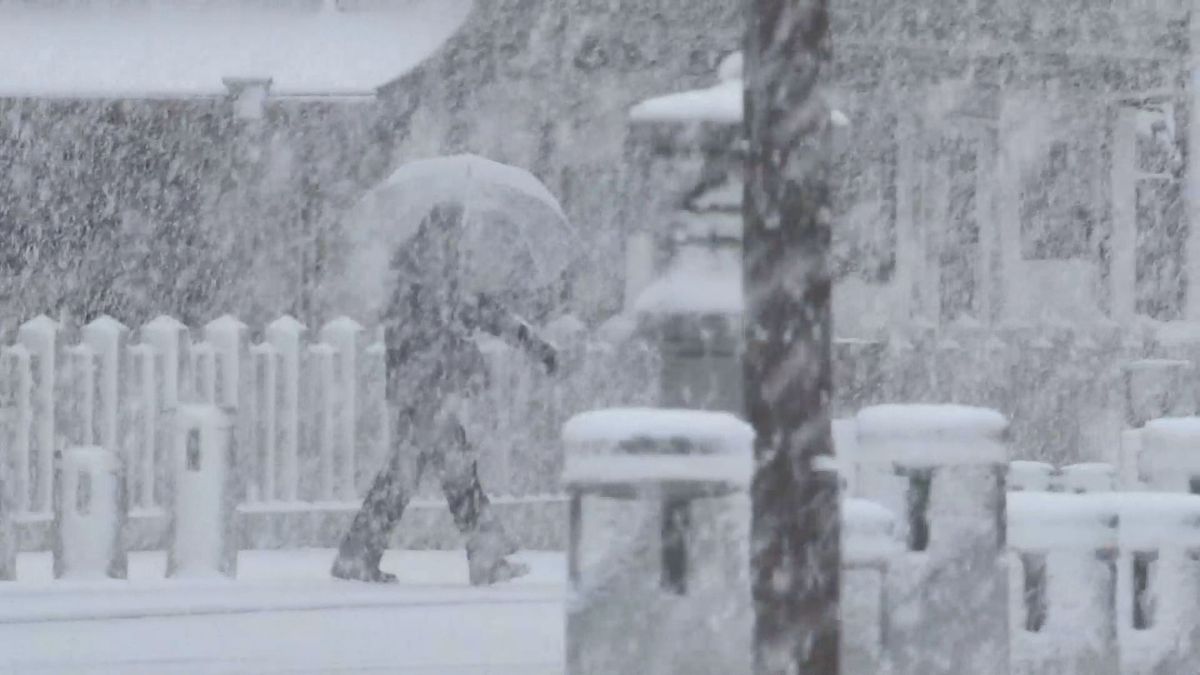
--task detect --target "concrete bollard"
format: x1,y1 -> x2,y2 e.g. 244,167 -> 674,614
562,408 -> 753,675
1140,417 -> 1200,493
167,405 -> 238,578
1008,493 -> 1119,675
841,498 -> 900,675
1115,494 -> 1200,675
53,446 -> 127,579
1009,461 -> 1057,492
1060,463 -> 1116,494
854,404 -> 1009,675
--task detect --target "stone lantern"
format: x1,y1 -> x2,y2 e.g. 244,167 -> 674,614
626,53 -> 745,416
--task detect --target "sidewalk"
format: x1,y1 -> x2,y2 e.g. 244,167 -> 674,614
0,549 -> 566,674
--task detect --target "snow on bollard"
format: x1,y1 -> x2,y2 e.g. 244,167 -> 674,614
1060,463 -> 1116,493
167,405 -> 237,578
854,404 -> 1010,675
1008,493 -> 1119,675
1114,494 -> 1200,675
841,499 -> 900,675
1140,417 -> 1200,494
53,446 -> 127,579
1009,460 -> 1057,492
561,408 -> 753,675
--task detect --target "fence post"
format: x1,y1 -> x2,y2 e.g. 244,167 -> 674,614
250,342 -> 279,502
1116,496 -> 1200,673
167,405 -> 237,578
266,315 -> 305,502
82,316 -> 131,499
320,317 -> 364,501
141,315 -> 191,408
358,341 -> 387,494
53,446 -> 127,579
1008,493 -> 1119,675
191,341 -> 218,405
62,343 -> 101,448
142,316 -> 191,510
306,342 -> 337,502
0,463 -> 11,580
854,404 -> 1010,675
841,499 -> 900,675
18,315 -> 60,514
126,343 -> 161,510
205,316 -> 252,510
2,345 -> 33,515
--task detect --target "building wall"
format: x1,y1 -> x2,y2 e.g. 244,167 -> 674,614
0,94 -> 389,331
827,0 -> 1191,335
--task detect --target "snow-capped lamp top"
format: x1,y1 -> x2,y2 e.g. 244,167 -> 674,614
629,49 -> 849,128
855,404 -> 1009,466
563,408 -> 753,453
562,408 -> 754,490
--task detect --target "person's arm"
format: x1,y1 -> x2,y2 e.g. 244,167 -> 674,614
468,294 -> 558,374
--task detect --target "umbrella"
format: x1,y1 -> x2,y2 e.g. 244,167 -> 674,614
341,154 -> 578,320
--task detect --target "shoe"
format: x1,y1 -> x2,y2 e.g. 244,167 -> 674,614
466,525 -> 529,586
331,555 -> 399,583
468,556 -> 531,586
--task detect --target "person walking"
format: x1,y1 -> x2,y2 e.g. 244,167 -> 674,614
332,201 -> 558,585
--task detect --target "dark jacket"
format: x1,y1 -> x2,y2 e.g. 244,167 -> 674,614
382,202 -> 556,412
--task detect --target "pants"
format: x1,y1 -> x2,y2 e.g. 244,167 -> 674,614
336,398 -> 491,567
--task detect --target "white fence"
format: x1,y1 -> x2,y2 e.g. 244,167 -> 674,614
0,313 -> 656,549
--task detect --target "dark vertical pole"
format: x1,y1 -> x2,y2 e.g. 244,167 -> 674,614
743,0 -> 839,673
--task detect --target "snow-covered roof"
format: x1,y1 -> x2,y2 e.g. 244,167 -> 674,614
0,1 -> 473,99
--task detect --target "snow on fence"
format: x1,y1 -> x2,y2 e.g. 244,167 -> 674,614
837,407 -> 1200,675
0,313 -> 656,550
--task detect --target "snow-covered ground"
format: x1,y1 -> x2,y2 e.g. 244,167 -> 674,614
0,549 -> 565,674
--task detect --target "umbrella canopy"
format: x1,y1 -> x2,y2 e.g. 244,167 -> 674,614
342,154 -> 578,321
